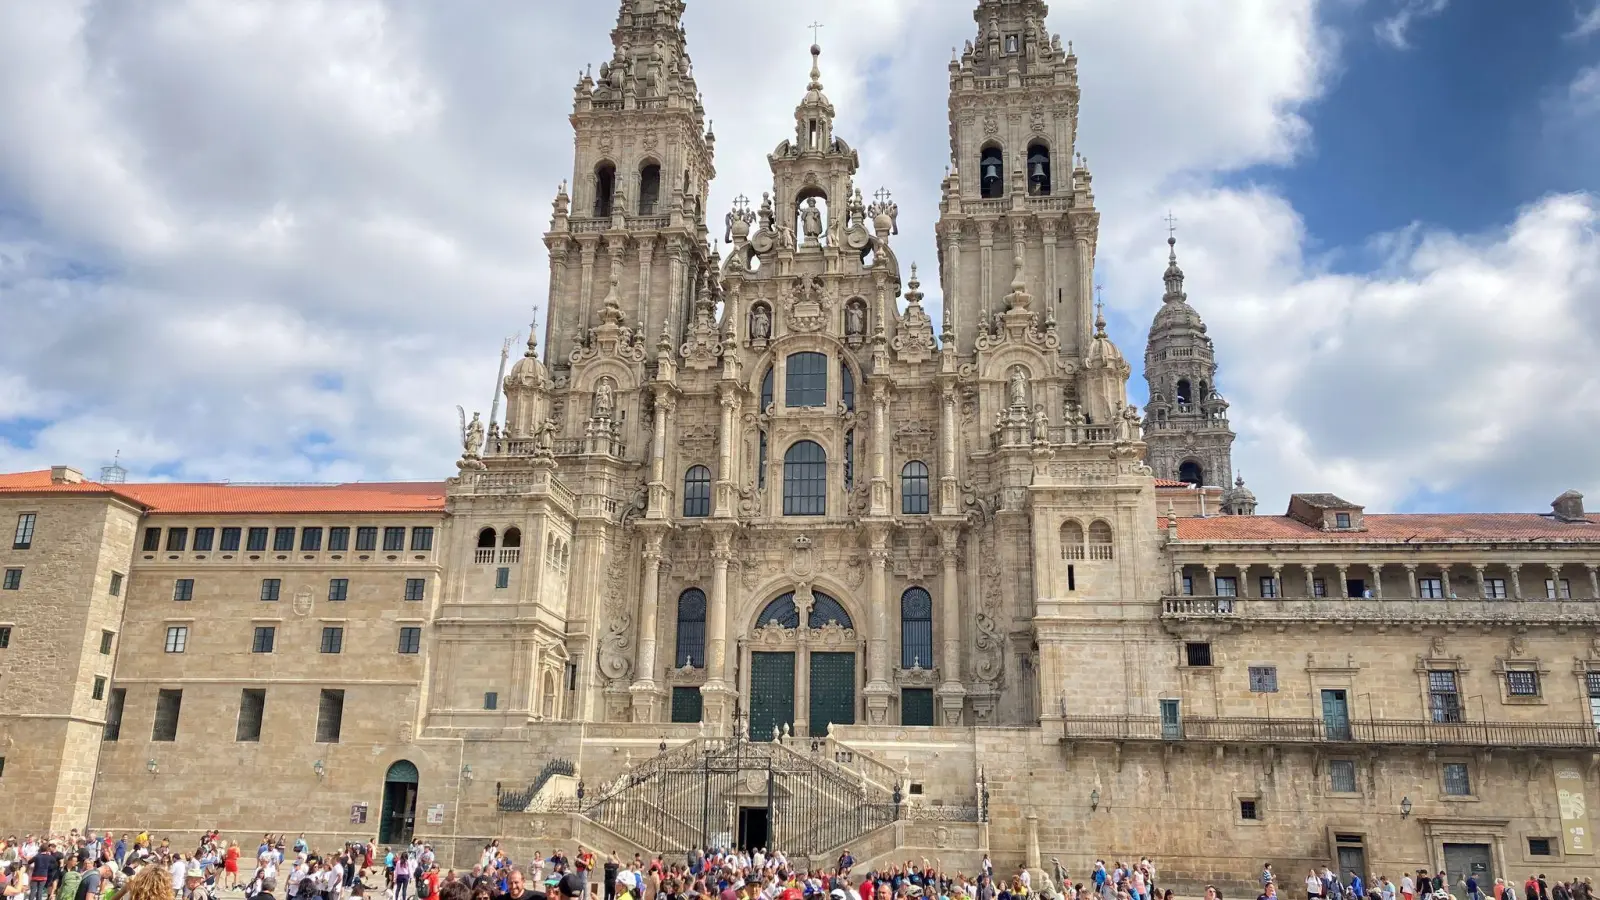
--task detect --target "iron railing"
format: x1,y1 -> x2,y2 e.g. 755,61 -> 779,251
1059,715 -> 1600,748
496,758 -> 576,812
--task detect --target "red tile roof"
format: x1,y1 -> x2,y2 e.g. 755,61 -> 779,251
1166,513 -> 1600,543
0,470 -> 446,514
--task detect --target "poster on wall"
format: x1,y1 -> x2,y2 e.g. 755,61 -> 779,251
350,803 -> 368,825
427,804 -> 446,825
1555,763 -> 1593,855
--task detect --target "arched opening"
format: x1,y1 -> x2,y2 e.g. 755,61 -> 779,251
785,352 -> 828,407
759,366 -> 774,410
1178,460 -> 1204,487
1175,379 -> 1193,404
593,163 -> 616,217
1060,519 -> 1085,560
1199,380 -> 1210,402
476,527 -> 497,548
782,440 -> 827,516
807,118 -> 820,151
501,527 -> 521,548
901,461 -> 930,515
674,588 -> 707,667
378,760 -> 419,844
1027,142 -> 1052,196
795,188 -> 830,247
1088,520 -> 1115,560
682,465 -> 712,518
638,163 -> 661,215
900,587 -> 933,669
749,590 -> 856,740
979,144 -> 1005,199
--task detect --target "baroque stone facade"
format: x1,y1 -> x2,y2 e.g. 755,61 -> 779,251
2,1 -> 1599,893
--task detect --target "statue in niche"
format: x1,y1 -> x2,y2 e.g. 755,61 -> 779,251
1008,366 -> 1030,409
800,198 -> 824,246
751,304 -> 771,341
845,301 -> 866,338
593,377 -> 615,418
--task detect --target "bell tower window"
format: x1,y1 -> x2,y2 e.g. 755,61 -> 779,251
639,163 -> 661,215
1175,379 -> 1192,404
980,145 -> 1005,200
594,163 -> 616,217
1179,460 -> 1204,487
808,119 -> 819,150
1027,143 -> 1052,196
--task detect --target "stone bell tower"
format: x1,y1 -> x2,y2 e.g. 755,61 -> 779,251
543,0 -> 717,373
936,0 -> 1100,359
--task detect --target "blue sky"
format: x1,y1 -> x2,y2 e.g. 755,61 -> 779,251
0,0 -> 1595,514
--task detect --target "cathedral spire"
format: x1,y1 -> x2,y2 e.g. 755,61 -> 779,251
793,43 -> 837,153
1163,235 -> 1186,300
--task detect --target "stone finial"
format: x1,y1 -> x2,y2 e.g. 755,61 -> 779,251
1002,255 -> 1031,311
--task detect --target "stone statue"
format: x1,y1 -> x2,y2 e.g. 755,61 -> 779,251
723,210 -> 734,244
800,198 -> 824,246
759,192 -> 774,231
486,420 -> 501,452
1121,403 -> 1143,441
845,301 -> 866,337
1064,400 -> 1085,427
593,378 -> 615,418
1009,367 -> 1029,409
1032,405 -> 1050,442
463,412 -> 485,457
777,222 -> 796,251
750,304 -> 771,341
535,419 -> 556,456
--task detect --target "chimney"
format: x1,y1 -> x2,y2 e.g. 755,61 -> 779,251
1552,490 -> 1586,523
50,466 -> 84,485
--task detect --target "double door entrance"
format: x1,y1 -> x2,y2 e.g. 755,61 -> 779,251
749,650 -> 857,740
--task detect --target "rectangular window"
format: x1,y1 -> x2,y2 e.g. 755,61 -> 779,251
272,527 -> 295,551
246,527 -> 269,552
1258,576 -> 1278,598
142,527 -> 162,552
670,686 -> 703,723
382,527 -> 406,552
1313,578 -> 1328,598
300,527 -> 323,552
0,625 -> 10,648
109,572 -> 124,596
91,675 -> 106,701
320,626 -> 344,654
1329,759 -> 1357,793
1507,670 -> 1540,697
328,527 -> 350,551
1548,579 -> 1572,599
355,527 -> 378,551
1,569 -> 19,590
251,626 -> 275,654
100,630 -> 114,655
1528,838 -> 1553,857
103,688 -> 126,741
398,626 -> 422,655
315,688 -> 345,743
483,691 -> 498,710
404,578 -> 426,602
236,688 -> 265,742
1420,577 -> 1444,599
1185,642 -> 1213,667
1239,798 -> 1259,820
327,578 -> 348,602
1334,512 -> 1351,528
152,688 -> 183,741
1443,762 -> 1472,796
1215,576 -> 1238,597
1182,575 -> 1193,596
219,527 -> 241,552
164,625 -> 188,653
410,527 -> 435,551
12,513 -> 36,549
784,351 -> 829,407
193,527 -> 214,552
173,579 -> 194,601
1430,671 -> 1463,722
901,688 -> 936,726
260,578 -> 281,601
164,527 -> 187,551
495,567 -> 510,589
1484,578 -> 1507,599
1248,666 -> 1278,693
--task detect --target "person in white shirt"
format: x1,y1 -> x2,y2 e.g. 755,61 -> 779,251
171,856 -> 190,896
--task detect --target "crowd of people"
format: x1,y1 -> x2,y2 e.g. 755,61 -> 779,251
1257,863 -> 1596,900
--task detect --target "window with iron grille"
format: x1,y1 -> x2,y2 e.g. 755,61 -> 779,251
1420,577 -> 1444,599
193,527 -> 214,551
1239,799 -> 1259,820
1528,838 -> 1552,857
320,627 -> 343,654
1506,670 -> 1540,697
13,513 -> 36,549
382,527 -> 406,552
1,569 -> 19,591
900,587 -> 934,669
355,527 -> 378,551
1329,759 -> 1357,793
246,528 -> 268,552
300,527 -> 323,551
404,578 -> 426,602
1442,762 -> 1472,796
1185,642 -> 1213,667
1429,671 -> 1463,722
109,572 -> 123,596
251,626 -> 275,654
901,461 -> 930,515
398,627 -> 422,655
674,588 -> 706,668
1248,666 -> 1278,693
173,579 -> 194,601
236,689 -> 265,742
152,688 -> 183,741
142,527 -> 162,552
1215,576 -> 1238,597
273,527 -> 295,551
260,579 -> 281,601
327,578 -> 348,602
103,688 -> 125,741
164,626 -> 188,653
220,527 -> 241,551
785,351 -> 828,407
328,527 -> 349,551
165,528 -> 187,552
1484,578 -> 1507,600
315,689 -> 344,743
410,527 -> 434,551
782,440 -> 827,516
682,466 -> 712,518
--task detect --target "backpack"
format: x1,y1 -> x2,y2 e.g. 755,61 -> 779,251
418,879 -> 434,900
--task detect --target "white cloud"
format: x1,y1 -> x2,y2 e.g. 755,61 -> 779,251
0,0 -> 1593,515
1572,3 -> 1600,38
1375,0 -> 1450,50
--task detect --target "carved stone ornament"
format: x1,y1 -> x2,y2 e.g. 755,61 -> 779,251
789,534 -> 816,577
754,620 -> 796,648
786,275 -> 833,333
812,621 -> 857,649
895,665 -> 940,687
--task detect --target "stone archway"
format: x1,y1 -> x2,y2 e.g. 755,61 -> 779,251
744,587 -> 859,740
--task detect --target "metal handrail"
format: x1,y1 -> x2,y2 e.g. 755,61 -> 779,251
1058,715 -> 1600,748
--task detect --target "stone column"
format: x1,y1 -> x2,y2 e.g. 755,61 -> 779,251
1269,565 -> 1284,599
1335,564 -> 1349,598
942,231 -> 961,340
937,528 -> 966,724
1404,564 -> 1418,599
714,385 -> 738,517
979,221 -> 996,318
577,241 -> 598,331
647,391 -> 674,518
1370,563 -> 1384,599
1440,565 -> 1453,599
1587,565 -> 1599,600
1473,564 -> 1487,599
1546,564 -> 1565,599
636,238 -> 655,329
938,384 -> 960,514
667,245 -> 686,340
1204,564 -> 1218,596
869,384 -> 890,515
1302,564 -> 1318,598
1509,564 -> 1523,600
1041,219 -> 1059,318
864,536 -> 893,725
630,537 -> 665,721
1075,235 -> 1093,350
702,531 -> 736,729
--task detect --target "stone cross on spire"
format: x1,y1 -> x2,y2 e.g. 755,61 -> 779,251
809,20 -> 824,44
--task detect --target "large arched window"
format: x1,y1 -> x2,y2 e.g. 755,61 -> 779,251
682,465 -> 712,518
900,587 -> 934,669
1178,460 -> 1203,486
756,594 -> 801,629
785,352 -> 828,407
1060,520 -> 1085,560
594,163 -> 616,217
639,163 -> 661,214
1027,142 -> 1052,196
808,592 -> 852,629
782,440 -> 827,516
901,461 -> 930,515
760,367 -> 774,410
1088,520 -> 1115,560
476,528 -> 497,548
979,144 -> 1005,199
674,588 -> 706,667
502,527 -> 521,548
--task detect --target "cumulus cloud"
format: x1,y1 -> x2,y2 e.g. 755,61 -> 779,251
1374,0 -> 1450,50
1572,3 -> 1600,39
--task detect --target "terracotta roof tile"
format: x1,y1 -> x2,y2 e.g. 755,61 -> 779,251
0,470 -> 123,496
1168,513 -> 1600,543
0,470 -> 446,514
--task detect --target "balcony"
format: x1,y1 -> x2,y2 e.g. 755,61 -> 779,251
1162,595 -> 1600,627
1059,714 -> 1599,749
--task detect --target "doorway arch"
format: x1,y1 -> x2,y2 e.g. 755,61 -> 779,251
746,590 -> 858,741
379,759 -> 419,844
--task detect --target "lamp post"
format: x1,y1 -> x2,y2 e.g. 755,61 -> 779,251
1400,796 -> 1412,820
461,764 -> 474,784
145,759 -> 158,775
313,759 -> 326,780
1089,788 -> 1100,812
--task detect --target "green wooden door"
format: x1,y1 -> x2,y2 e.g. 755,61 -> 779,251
1321,689 -> 1351,740
749,652 -> 795,742
809,652 -> 856,737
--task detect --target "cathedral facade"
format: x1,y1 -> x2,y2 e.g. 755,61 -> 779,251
3,0 -> 1600,892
